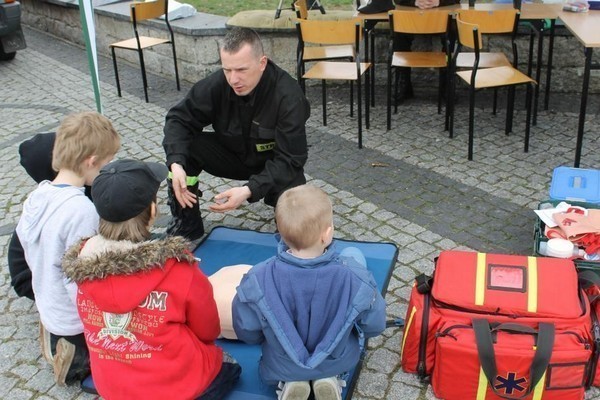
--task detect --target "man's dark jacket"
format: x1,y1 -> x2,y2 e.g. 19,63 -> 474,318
163,60 -> 310,203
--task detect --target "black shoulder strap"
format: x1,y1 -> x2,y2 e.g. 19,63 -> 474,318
415,273 -> 433,294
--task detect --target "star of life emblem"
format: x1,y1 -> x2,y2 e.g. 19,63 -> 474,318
495,372 -> 527,395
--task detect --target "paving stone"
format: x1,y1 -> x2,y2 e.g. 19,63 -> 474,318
366,348 -> 401,374
23,370 -> 54,393
0,375 -> 19,399
5,387 -> 35,400
355,371 -> 389,399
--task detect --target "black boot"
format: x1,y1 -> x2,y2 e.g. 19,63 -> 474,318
166,180 -> 205,241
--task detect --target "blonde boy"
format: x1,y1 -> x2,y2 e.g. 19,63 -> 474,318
233,184 -> 386,400
16,111 -> 120,386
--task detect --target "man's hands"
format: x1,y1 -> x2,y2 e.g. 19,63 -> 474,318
209,186 -> 252,213
170,163 -> 198,208
170,163 -> 251,212
415,0 -> 440,8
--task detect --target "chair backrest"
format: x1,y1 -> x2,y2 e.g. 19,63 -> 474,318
297,18 -> 364,45
456,15 -> 481,50
130,0 -> 168,23
294,0 -> 308,20
389,10 -> 451,35
456,9 -> 519,35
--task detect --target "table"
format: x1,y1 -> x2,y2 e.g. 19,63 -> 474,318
557,10 -> 600,167
356,2 -> 561,114
519,3 -> 562,125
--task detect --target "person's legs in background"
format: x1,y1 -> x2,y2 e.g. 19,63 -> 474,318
166,134 -> 253,241
392,32 -> 414,103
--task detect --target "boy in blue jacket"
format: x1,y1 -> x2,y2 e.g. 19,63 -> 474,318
232,184 -> 386,400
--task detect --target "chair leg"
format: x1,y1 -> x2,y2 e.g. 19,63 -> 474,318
444,67 -> 451,132
505,86 -> 516,135
448,72 -> 457,138
524,82 -> 533,153
322,80 -> 327,126
365,70 -> 370,131
110,47 -> 122,97
437,69 -> 443,115
357,76 -> 363,149
171,42 -> 180,91
493,88 -> 498,116
137,48 -> 149,103
468,87 -> 475,161
350,80 -> 354,118
394,69 -> 400,114
387,65 -> 392,131
299,63 -> 307,93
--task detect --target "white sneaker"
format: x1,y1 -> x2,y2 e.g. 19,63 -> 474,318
39,321 -> 53,364
276,381 -> 311,400
53,338 -> 75,386
312,376 -> 345,400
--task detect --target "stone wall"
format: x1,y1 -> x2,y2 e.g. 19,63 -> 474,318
19,0 -> 599,93
20,0 -> 299,83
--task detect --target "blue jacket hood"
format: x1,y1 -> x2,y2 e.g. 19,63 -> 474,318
233,238 -> 386,382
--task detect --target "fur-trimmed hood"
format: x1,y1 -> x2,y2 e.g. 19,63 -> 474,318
62,235 -> 197,314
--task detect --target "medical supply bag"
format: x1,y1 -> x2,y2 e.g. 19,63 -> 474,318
401,250 -> 599,399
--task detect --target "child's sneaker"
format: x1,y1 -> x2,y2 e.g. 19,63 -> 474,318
276,380 -> 311,400
39,321 -> 53,364
312,376 -> 345,400
53,338 -> 75,386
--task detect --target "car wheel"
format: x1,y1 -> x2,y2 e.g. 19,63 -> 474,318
0,43 -> 16,61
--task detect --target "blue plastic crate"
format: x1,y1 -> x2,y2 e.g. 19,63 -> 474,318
549,166 -> 600,204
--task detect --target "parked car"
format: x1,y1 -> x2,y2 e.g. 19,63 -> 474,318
0,0 -> 26,60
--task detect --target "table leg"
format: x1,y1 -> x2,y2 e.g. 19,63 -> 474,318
370,26 -> 376,107
364,21 -> 377,107
544,19 -> 555,111
527,25 -> 535,78
525,20 -> 543,127
533,21 -> 544,126
574,47 -> 592,168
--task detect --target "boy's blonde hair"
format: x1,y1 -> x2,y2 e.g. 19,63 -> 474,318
98,203 -> 154,243
275,184 -> 333,250
52,111 -> 120,175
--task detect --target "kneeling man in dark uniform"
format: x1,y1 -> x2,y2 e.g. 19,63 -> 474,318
163,27 -> 310,240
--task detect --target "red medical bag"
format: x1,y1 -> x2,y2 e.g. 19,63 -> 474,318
401,250 -> 598,399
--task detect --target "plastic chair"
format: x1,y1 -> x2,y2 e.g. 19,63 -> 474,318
109,0 -> 180,103
386,10 -> 452,131
448,13 -> 535,161
293,0 -> 355,88
453,9 -> 521,120
296,18 -> 371,149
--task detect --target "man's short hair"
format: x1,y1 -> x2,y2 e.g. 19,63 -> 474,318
52,111 -> 120,175
219,27 -> 264,58
275,184 -> 333,250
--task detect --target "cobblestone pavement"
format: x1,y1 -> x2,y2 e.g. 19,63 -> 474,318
1,26 -> 600,400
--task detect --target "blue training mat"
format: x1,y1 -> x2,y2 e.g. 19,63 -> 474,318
81,227 -> 398,400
